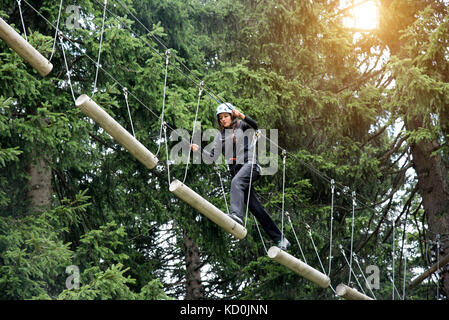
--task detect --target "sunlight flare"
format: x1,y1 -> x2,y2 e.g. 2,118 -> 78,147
342,0 -> 380,31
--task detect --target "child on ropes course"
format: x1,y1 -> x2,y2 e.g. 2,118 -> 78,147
191,102 -> 290,250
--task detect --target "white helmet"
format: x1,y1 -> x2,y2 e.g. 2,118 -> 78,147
216,102 -> 235,116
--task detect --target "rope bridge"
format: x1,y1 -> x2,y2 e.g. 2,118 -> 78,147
2,0 -> 442,300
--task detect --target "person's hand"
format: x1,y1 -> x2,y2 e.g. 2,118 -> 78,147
232,109 -> 245,119
191,144 -> 199,152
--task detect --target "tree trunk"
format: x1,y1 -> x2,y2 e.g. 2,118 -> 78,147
407,116 -> 449,298
183,230 -> 203,300
27,153 -> 52,212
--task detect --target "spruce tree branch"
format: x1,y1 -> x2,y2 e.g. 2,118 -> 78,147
355,195 -> 394,253
88,132 -> 120,152
336,67 -> 386,93
53,167 -> 75,200
360,121 -> 390,149
382,184 -> 419,243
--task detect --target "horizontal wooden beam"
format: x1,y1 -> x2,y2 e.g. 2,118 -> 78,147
169,179 -> 247,240
75,94 -> 158,169
0,17 -> 53,76
268,246 -> 330,288
408,253 -> 449,290
336,283 -> 374,300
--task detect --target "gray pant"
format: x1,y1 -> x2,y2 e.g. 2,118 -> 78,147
230,163 -> 282,242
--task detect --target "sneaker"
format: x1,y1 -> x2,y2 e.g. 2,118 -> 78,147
277,237 -> 291,251
228,213 -> 243,225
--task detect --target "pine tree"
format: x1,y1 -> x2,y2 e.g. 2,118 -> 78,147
375,0 -> 449,298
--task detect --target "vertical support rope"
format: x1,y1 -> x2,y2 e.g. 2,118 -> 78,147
328,179 -> 335,276
388,274 -> 402,299
49,0 -> 63,61
183,81 -> 203,183
156,49 -> 170,157
286,211 -> 307,263
353,253 -> 376,299
93,0 -> 107,96
280,150 -> 287,242
306,223 -> 327,278
403,245 -> 407,300
392,218 -> 395,300
436,234 -> 440,299
348,191 -> 356,285
254,219 -> 268,254
215,165 -> 229,215
59,35 -> 76,103
308,233 -> 336,294
17,0 -> 28,41
243,132 -> 259,228
402,212 -> 408,300
123,87 -> 135,137
340,245 -> 365,295
163,122 -> 171,186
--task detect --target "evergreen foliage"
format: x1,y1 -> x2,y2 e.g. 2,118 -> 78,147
0,0 -> 448,300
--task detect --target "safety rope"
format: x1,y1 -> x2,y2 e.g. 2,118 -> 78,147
436,234 -> 440,299
123,87 -> 135,137
285,211 -> 307,263
17,0 -> 28,41
387,273 -> 403,300
49,0 -> 63,61
59,35 -> 76,103
215,164 -> 230,215
306,223 -> 326,277
340,245 -> 366,295
93,0 -> 108,96
254,219 -> 268,254
306,223 -> 336,294
280,149 -> 287,244
402,212 -> 408,300
392,218 -> 395,300
402,247 -> 407,300
156,49 -> 170,157
241,130 -> 269,255
183,81 -> 203,183
353,253 -> 377,299
244,132 -> 260,228
163,122 -> 171,186
328,179 -> 335,276
348,191 -> 356,285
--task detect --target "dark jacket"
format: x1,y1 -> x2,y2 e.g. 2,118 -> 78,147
201,115 -> 259,171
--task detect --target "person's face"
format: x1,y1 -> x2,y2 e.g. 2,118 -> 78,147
218,112 -> 232,128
